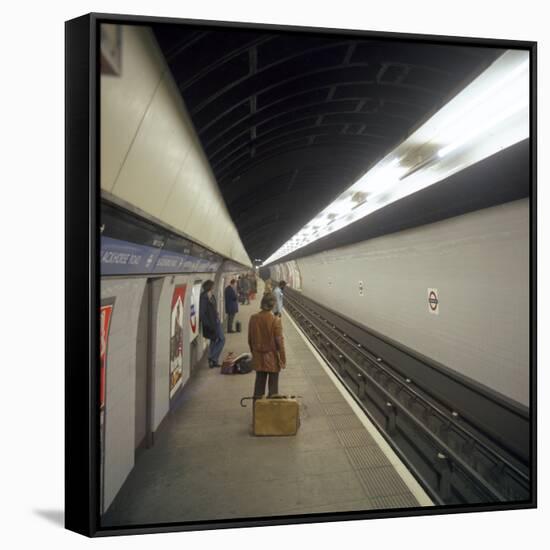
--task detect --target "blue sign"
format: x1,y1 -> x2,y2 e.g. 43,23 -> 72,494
196,259 -> 210,272
100,237 -> 161,275
153,251 -> 200,274
153,251 -> 186,273
100,237 -> 226,276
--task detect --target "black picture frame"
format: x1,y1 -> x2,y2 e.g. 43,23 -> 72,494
65,12 -> 537,537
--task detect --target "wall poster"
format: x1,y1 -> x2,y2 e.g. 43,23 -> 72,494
170,285 -> 187,398
99,301 -> 114,513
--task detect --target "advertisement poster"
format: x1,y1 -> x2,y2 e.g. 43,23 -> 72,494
170,285 -> 187,398
99,302 -> 114,513
189,282 -> 202,342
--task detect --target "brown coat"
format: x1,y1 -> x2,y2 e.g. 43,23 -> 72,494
248,310 -> 286,373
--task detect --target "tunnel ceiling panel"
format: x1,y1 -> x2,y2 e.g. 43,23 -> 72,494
152,24 -> 502,261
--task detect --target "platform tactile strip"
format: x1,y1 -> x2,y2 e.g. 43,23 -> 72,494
330,415 -> 367,431
345,445 -> 392,469
316,392 -> 347,404
371,493 -> 420,509
335,427 -> 377,447
355,466 -> 412,497
323,402 -> 353,416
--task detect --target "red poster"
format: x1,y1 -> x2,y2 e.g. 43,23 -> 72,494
189,283 -> 202,342
100,305 -> 113,410
170,285 -> 187,397
99,303 -> 113,514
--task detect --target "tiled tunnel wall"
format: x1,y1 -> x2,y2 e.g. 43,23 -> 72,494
275,198 -> 529,406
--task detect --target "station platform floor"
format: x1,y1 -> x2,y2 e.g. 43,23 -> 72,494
103,283 -> 431,527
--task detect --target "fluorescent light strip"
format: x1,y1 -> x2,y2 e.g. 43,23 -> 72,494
262,49 -> 529,266
437,59 -> 529,132
438,98 -> 528,158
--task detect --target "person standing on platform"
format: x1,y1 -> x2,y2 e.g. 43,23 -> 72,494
264,279 -> 273,295
236,276 -> 243,304
199,280 -> 225,368
272,280 -> 286,317
241,274 -> 250,305
224,279 -> 239,333
250,274 -> 257,301
248,293 -> 286,397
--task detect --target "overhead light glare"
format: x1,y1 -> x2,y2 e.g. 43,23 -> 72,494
438,99 -> 528,158
263,50 -> 529,266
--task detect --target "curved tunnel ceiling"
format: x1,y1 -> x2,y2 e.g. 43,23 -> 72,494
152,24 -> 503,261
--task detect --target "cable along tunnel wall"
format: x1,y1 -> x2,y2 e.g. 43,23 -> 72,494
282,288 -> 530,505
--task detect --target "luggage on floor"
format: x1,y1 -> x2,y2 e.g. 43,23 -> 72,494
240,395 -> 301,436
220,352 -> 252,375
220,353 -> 236,374
235,355 -> 252,374
235,320 -> 242,333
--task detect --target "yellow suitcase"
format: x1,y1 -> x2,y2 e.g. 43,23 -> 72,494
240,395 -> 300,436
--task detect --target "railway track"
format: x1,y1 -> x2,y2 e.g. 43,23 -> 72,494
283,289 -> 530,505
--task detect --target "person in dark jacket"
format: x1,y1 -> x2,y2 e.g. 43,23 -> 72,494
199,280 -> 225,368
224,279 -> 239,333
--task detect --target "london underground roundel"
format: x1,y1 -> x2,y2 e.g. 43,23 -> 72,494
427,288 -> 439,315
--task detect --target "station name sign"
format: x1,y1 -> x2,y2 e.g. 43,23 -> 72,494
100,236 -> 222,276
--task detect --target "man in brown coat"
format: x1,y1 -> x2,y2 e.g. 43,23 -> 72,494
248,293 -> 287,397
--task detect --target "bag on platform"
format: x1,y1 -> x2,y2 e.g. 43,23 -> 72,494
240,395 -> 301,436
220,353 -> 236,374
235,355 -> 252,374
220,352 -> 252,375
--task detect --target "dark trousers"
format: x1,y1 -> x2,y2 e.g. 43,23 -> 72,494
227,313 -> 235,332
254,371 -> 279,397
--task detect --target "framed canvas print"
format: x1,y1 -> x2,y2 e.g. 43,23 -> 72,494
65,12 -> 536,537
